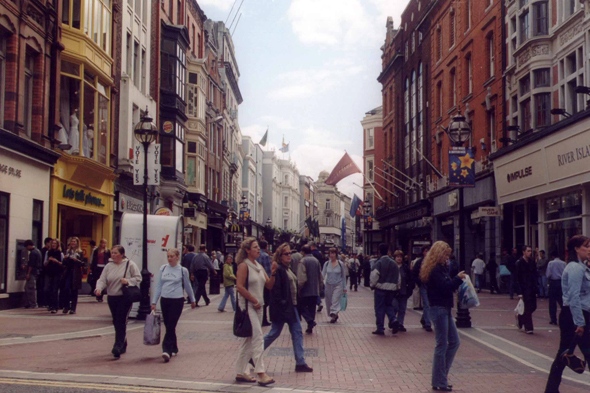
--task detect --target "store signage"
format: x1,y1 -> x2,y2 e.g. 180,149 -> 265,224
0,164 -> 22,178
506,166 -> 532,183
387,205 -> 430,226
62,185 -> 104,207
478,206 -> 501,217
154,207 -> 173,216
163,121 -> 174,133
117,192 -> 145,213
448,147 -> 475,188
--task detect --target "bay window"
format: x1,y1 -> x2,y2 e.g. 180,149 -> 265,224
533,1 -> 548,36
161,38 -> 187,100
535,93 -> 550,127
63,0 -> 111,55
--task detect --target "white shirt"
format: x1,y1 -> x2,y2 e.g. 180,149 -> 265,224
213,259 -> 220,270
472,258 -> 485,275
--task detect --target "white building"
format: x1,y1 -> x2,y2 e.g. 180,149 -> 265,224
241,137 -> 264,236
262,150 -> 281,227
278,159 -> 300,232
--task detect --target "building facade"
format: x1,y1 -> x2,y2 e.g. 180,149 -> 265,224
241,136 -> 264,237
299,175 -> 318,240
315,171 -> 353,252
262,150 -> 281,228
278,159 -> 300,232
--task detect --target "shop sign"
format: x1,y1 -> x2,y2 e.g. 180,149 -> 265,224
448,147 -> 475,188
117,192 -> 145,213
62,184 -> 104,207
0,164 -> 22,178
163,121 -> 174,133
387,205 -> 430,226
477,206 -> 500,217
154,207 -> 173,216
184,227 -> 193,234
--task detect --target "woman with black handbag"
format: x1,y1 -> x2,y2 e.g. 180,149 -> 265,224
545,235 -> 590,392
234,238 -> 276,386
95,245 -> 141,359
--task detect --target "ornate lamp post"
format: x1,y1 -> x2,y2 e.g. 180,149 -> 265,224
363,197 -> 372,255
444,113 -> 472,328
133,110 -> 158,321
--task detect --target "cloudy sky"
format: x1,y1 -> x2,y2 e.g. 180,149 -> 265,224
199,0 -> 405,198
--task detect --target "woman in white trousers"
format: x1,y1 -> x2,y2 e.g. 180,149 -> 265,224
322,248 -> 347,323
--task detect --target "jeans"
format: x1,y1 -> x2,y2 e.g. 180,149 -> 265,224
538,275 -> 548,297
107,295 -> 132,351
374,289 -> 396,332
161,297 -> 184,355
299,296 -> 317,328
218,286 -> 236,311
517,295 -> 537,332
548,280 -> 563,324
474,274 -> 484,291
263,308 -> 306,366
545,307 -> 590,392
194,270 -> 210,305
430,306 -> 460,388
44,275 -> 61,310
23,275 -> 37,307
420,285 -> 431,328
392,296 -> 408,326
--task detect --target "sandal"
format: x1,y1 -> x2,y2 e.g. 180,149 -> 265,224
235,375 -> 256,383
257,375 -> 275,386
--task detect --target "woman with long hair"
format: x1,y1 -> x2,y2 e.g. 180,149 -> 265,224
95,245 -> 141,358
43,239 -> 64,314
263,243 -> 313,372
91,238 -> 111,302
545,235 -> 590,392
322,248 -> 347,323
234,238 -> 276,386
420,241 -> 466,392
152,249 -> 196,362
61,237 -> 84,314
218,253 -> 237,312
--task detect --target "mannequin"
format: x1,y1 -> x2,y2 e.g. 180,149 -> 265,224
57,122 -> 69,146
69,112 -> 80,154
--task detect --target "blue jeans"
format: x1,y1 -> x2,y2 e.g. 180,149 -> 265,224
374,289 -> 396,332
430,306 -> 460,388
538,275 -> 548,297
263,308 -> 306,366
420,285 -> 431,328
218,286 -> 236,311
392,296 -> 408,326
474,274 -> 483,290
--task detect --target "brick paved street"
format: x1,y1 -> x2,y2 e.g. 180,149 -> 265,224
0,285 -> 589,393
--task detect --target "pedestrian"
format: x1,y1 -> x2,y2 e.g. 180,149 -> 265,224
546,250 -> 566,325
471,253 -> 485,293
290,242 -> 303,276
218,254 -> 237,312
486,254 -> 500,294
37,237 -> 52,308
363,254 -> 371,287
392,250 -> 414,332
189,244 -> 216,306
211,251 -> 221,294
234,238 -> 276,386
347,254 -> 360,291
411,256 -> 423,310
43,239 -> 63,313
264,243 -> 313,373
322,248 -> 347,324
341,254 -> 350,285
310,242 -> 325,312
87,240 -> 97,294
537,250 -> 549,298
297,244 -> 323,334
151,249 -> 196,362
61,237 -> 84,314
182,245 -> 197,303
22,239 -> 42,309
448,254 -> 459,278
516,245 -> 538,334
91,239 -> 111,302
545,235 -> 590,393
257,240 -> 272,326
420,241 -> 466,392
370,243 -> 399,335
507,248 -> 520,299
412,246 -> 433,332
94,245 -> 142,358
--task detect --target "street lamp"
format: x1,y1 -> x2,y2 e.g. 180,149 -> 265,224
445,113 -> 472,328
133,109 -> 158,321
364,197 -> 372,255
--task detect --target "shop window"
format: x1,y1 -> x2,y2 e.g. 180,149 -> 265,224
546,191 -> 582,221
24,51 -> 34,137
0,192 -> 8,293
32,200 -> 43,249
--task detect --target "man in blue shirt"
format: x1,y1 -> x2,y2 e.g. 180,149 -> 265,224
258,240 -> 272,326
546,250 -> 566,325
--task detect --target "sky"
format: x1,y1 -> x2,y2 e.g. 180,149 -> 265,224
199,0 -> 406,198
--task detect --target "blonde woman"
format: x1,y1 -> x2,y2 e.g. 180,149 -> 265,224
61,237 -> 84,314
419,241 -> 466,392
235,238 -> 277,386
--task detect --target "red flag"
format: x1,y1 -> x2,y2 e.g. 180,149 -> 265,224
325,152 -> 361,186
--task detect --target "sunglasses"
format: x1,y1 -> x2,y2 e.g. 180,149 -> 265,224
282,252 -> 292,256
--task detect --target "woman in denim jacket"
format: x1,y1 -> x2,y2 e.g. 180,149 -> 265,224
545,235 -> 590,392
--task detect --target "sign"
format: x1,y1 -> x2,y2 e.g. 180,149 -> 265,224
162,121 -> 174,133
239,209 -> 250,225
0,164 -> 22,178
448,147 -> 475,188
184,227 -> 193,234
364,215 -> 373,230
478,206 -> 500,217
387,205 -> 430,226
154,207 -> 173,216
116,192 -> 146,213
62,184 -> 104,207
133,143 -> 161,185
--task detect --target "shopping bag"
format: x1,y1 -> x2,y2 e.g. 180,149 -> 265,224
340,292 -> 348,312
458,276 -> 480,308
143,311 -> 161,345
514,298 -> 525,316
499,265 -> 511,276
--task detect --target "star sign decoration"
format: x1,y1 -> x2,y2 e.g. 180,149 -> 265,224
459,153 -> 475,168
451,162 -> 458,171
461,169 -> 468,178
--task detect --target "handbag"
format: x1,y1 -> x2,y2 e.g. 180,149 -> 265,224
340,292 -> 348,311
143,310 -> 161,345
121,261 -> 142,303
561,336 -> 587,374
233,266 -> 252,338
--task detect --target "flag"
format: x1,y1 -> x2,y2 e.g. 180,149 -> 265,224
350,194 -> 362,217
325,152 -> 361,186
305,216 -> 313,234
280,142 -> 289,153
259,128 -> 268,147
448,147 -> 475,188
313,219 -> 320,238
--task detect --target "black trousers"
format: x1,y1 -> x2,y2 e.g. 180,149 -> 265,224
161,297 -> 185,355
545,307 -> 590,392
194,270 -> 210,305
517,295 -> 537,331
548,280 -> 563,324
94,267 -> 106,300
44,275 -> 61,310
61,287 -> 79,311
36,272 -> 46,306
107,295 -> 132,350
299,296 -> 317,328
488,273 -> 499,293
364,269 -> 371,287
349,272 -> 358,291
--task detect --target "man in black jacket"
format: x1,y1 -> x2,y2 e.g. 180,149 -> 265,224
392,250 -> 414,332
516,245 -> 537,333
310,242 -> 325,312
411,246 -> 432,332
23,240 -> 42,308
370,243 -> 400,335
297,245 -> 323,334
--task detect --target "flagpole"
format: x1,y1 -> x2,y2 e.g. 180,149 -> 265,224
381,159 -> 422,187
354,181 -> 396,201
361,172 -> 385,202
414,146 -> 444,178
373,169 -> 406,194
375,166 -> 414,190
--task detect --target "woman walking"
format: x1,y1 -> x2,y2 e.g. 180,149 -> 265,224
95,245 -> 141,359
234,238 -> 276,386
420,241 -> 466,392
61,237 -> 84,314
322,248 -> 347,323
545,235 -> 590,393
44,239 -> 64,314
152,249 -> 196,362
263,243 -> 313,372
218,254 -> 237,312
91,239 -> 111,302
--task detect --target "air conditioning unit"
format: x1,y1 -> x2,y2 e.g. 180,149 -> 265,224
184,207 -> 197,218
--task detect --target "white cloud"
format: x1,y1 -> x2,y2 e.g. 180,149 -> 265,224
198,0 -> 235,11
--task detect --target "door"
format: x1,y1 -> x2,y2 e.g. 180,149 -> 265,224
0,193 -> 8,293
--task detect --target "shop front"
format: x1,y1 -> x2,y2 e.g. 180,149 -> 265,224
491,113 -> 590,259
206,200 -> 228,252
378,201 -> 431,259
114,189 -> 146,245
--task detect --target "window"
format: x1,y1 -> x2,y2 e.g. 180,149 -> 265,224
126,33 -> 132,76
450,68 -> 456,108
534,68 -> 550,87
466,54 -> 473,95
521,98 -> 531,131
465,0 -> 471,31
366,128 -> 374,149
186,157 -> 196,186
177,0 -> 182,25
0,193 -> 8,292
284,196 -> 288,208
24,51 -> 34,137
367,159 -> 374,181
565,0 -> 576,19
417,63 -> 424,161
533,2 -> 548,36
32,200 -> 43,249
62,0 -> 81,30
0,35 -> 4,125
535,93 -> 551,127
437,81 -> 443,118
449,11 -> 455,47
141,49 -> 146,93
198,33 -> 203,58
411,32 -> 415,53
520,74 -> 531,95
437,26 -> 442,60
133,41 -> 139,87
161,38 -> 186,100
488,109 -> 496,153
142,0 -> 148,22
135,0 -> 141,20
488,35 -> 495,78
405,42 -> 408,60
326,199 -> 331,210
520,10 -> 529,44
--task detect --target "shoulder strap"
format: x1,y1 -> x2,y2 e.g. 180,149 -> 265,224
181,266 -> 184,291
123,261 -> 129,278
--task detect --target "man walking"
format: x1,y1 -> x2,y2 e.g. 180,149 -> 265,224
189,245 -> 216,306
37,237 -> 52,307
516,245 -> 538,334
486,254 -> 500,294
536,250 -> 549,298
182,245 -> 197,302
297,245 -> 323,334
310,242 -> 325,313
258,240 -> 272,326
507,248 -> 519,299
392,250 -> 413,332
412,246 -> 432,331
370,243 -> 400,335
290,243 -> 303,277
347,255 -> 360,291
546,250 -> 566,325
23,240 -> 42,308
472,253 -> 485,293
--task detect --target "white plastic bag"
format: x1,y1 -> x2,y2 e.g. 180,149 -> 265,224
143,311 -> 161,345
514,298 -> 525,316
458,275 -> 480,308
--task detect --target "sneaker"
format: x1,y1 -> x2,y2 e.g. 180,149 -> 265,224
162,352 -> 171,362
295,364 -> 313,373
398,325 -> 407,332
171,352 -> 177,357
50,309 -> 57,314
317,304 -> 323,312
525,330 -> 534,334
424,326 -> 433,332
62,308 -> 69,314
69,310 -> 76,314
372,330 -> 385,335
